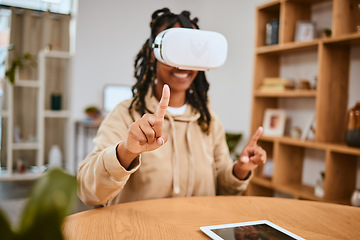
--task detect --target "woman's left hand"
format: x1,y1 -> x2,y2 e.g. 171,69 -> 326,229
233,127 -> 267,180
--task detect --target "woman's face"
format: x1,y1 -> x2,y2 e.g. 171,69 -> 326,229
153,22 -> 198,99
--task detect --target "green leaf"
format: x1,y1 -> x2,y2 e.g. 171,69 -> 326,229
5,52 -> 37,85
225,132 -> 242,154
5,69 -> 15,84
0,208 -> 15,240
17,168 -> 77,240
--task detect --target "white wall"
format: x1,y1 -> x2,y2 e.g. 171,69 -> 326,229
72,0 -> 269,141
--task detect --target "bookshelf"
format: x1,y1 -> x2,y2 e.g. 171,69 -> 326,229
247,0 -> 360,205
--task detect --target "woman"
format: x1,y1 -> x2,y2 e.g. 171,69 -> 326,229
77,8 -> 266,206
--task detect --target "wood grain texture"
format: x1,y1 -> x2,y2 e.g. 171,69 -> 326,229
281,1 -> 311,44
332,0 -> 357,36
63,196 -> 360,240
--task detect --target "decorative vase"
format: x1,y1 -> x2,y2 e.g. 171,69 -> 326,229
17,158 -> 26,174
351,189 -> 360,207
48,145 -> 63,168
51,91 -> 62,110
345,102 -> 360,148
356,1 -> 360,32
314,171 -> 325,198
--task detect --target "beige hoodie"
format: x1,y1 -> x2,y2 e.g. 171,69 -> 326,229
77,90 -> 251,206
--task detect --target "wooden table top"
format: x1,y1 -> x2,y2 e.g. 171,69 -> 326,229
62,196 -> 360,240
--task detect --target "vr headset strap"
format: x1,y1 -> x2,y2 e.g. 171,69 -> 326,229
149,14 -> 193,49
177,14 -> 193,28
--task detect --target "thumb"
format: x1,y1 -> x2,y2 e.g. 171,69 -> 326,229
239,145 -> 254,163
156,134 -> 168,147
240,155 -> 249,163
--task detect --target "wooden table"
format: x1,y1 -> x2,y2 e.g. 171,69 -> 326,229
63,196 -> 360,240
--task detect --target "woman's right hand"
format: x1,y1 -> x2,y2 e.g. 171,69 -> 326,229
117,84 -> 170,169
125,84 -> 170,154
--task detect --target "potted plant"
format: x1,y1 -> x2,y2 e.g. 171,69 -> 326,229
84,106 -> 100,119
322,28 -> 331,38
225,132 -> 242,160
5,51 -> 36,84
0,168 -> 77,240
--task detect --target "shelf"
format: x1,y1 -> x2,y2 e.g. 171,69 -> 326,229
323,32 -> 360,46
285,0 -> 332,3
251,176 -> 273,188
326,143 -> 360,156
0,171 -> 42,181
44,110 -> 70,118
261,136 -> 327,150
12,142 -> 40,150
254,89 -> 316,98
256,33 -> 360,55
259,136 -> 360,156
42,50 -> 71,59
257,0 -> 280,10
75,121 -> 101,129
13,80 -> 39,88
251,176 -> 321,201
256,40 -> 319,55
251,176 -> 351,205
275,182 -> 320,201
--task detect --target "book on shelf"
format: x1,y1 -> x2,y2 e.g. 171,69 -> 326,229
259,77 -> 295,92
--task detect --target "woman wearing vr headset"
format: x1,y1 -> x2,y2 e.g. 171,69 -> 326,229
77,8 -> 266,206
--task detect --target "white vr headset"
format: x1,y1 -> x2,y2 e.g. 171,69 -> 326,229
152,28 -> 228,71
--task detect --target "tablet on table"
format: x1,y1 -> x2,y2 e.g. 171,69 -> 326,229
200,220 -> 305,240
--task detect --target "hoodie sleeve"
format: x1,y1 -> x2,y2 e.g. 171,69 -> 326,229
77,101 -> 141,206
211,113 -> 252,195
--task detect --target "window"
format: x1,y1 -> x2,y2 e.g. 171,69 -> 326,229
0,0 -> 72,14
103,85 -> 133,113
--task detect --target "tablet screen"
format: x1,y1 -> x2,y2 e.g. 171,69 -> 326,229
200,220 -> 305,240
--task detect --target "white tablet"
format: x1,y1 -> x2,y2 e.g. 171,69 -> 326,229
200,220 -> 305,240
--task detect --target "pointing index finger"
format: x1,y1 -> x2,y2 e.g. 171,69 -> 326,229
249,126 -> 263,146
155,84 -> 170,118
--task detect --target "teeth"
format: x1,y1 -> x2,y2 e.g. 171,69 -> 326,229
173,72 -> 188,78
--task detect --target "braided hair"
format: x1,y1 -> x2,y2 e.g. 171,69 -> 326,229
130,8 -> 212,134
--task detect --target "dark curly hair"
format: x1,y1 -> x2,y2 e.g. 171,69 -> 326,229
130,8 -> 212,133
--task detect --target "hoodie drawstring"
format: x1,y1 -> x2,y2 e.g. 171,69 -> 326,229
169,117 -> 180,195
185,123 -> 195,197
167,111 -> 199,196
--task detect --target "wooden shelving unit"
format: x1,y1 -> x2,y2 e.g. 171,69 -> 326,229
0,50 -> 72,181
247,0 -> 360,205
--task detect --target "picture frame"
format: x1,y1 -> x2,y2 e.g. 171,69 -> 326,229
295,21 -> 315,42
262,109 -> 286,137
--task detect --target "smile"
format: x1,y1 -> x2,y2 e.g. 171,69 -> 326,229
173,72 -> 189,78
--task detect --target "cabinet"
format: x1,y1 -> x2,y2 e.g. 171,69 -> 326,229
247,0 -> 360,205
0,49 -> 72,180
